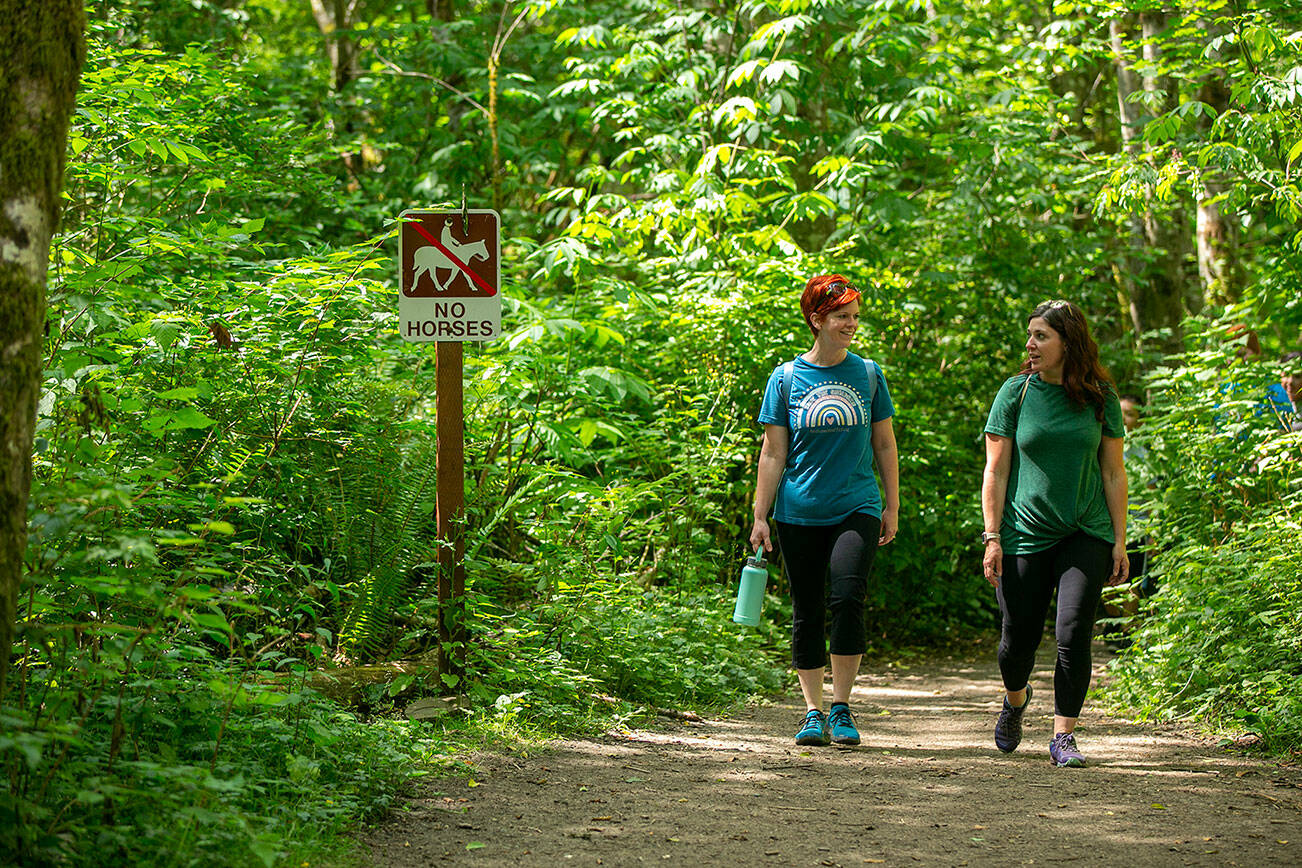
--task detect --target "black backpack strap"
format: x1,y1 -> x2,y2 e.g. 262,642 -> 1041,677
1013,373 -> 1035,427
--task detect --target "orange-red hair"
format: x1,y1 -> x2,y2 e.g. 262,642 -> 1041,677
800,274 -> 861,336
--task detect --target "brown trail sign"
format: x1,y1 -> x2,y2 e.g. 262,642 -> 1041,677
399,209 -> 501,342
397,209 -> 502,679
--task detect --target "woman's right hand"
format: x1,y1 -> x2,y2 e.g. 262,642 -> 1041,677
982,540 -> 1003,587
749,517 -> 773,553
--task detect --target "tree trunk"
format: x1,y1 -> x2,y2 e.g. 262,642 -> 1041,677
310,0 -> 372,187
1195,27 -> 1238,308
426,0 -> 455,21
1110,13 -> 1187,342
0,0 -> 86,700
1137,11 -> 1190,333
1110,16 -> 1150,337
309,0 -> 360,93
1196,184 -> 1235,306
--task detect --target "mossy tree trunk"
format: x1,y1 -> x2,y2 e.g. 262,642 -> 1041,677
1195,36 -> 1240,309
0,0 -> 85,700
309,0 -> 361,93
426,0 -> 455,22
1111,12 -> 1189,346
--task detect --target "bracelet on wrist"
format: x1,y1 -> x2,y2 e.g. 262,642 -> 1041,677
981,531 -> 1001,544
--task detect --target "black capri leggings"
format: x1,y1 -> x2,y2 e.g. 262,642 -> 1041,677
996,532 -> 1112,718
775,512 -> 882,670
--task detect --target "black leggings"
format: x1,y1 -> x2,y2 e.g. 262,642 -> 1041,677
775,513 -> 882,670
996,532 -> 1112,718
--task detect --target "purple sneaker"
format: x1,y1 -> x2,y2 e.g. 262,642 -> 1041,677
1049,731 -> 1086,767
994,684 -> 1032,753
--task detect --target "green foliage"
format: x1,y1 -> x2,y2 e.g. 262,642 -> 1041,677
13,19 -> 791,865
10,0 -> 1302,865
1,625 -> 440,866
1103,310 -> 1302,753
1097,3 -> 1302,234
449,583 -> 784,734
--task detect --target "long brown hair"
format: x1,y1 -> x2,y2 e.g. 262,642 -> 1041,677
1019,300 -> 1113,421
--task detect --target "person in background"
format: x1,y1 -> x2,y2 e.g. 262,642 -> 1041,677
1100,396 -> 1156,637
1215,328 -> 1292,480
750,274 -> 899,749
1119,396 -> 1159,600
981,300 -> 1128,768
1267,350 -> 1301,432
1226,323 -> 1262,363
1120,395 -> 1143,435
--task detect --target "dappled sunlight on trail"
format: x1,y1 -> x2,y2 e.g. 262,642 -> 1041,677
362,644 -> 1302,867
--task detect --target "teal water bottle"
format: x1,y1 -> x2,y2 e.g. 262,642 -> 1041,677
733,548 -> 768,626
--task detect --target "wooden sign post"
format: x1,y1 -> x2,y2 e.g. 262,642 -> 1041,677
435,341 -> 465,679
399,209 -> 501,679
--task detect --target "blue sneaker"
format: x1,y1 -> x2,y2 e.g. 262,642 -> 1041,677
827,703 -> 860,745
795,709 -> 830,746
994,684 -> 1032,753
1049,731 -> 1086,768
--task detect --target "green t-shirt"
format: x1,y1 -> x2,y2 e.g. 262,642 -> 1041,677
984,374 -> 1125,555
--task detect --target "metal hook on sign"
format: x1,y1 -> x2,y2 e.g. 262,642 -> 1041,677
460,184 -> 469,236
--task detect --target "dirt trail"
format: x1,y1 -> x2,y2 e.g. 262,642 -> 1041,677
360,645 -> 1302,866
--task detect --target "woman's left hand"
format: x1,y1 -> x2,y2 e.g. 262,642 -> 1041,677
1107,541 -> 1129,585
878,508 -> 897,546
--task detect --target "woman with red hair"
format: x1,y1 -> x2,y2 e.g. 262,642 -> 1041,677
981,300 -> 1128,768
750,274 -> 899,748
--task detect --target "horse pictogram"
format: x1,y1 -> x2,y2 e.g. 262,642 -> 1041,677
412,223 -> 490,293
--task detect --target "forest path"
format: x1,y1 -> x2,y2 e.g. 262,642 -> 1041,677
360,645 -> 1302,866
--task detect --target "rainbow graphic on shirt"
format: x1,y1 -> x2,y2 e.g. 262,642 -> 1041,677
795,383 -> 867,431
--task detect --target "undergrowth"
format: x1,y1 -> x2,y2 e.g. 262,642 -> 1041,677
1100,314 -> 1302,758
2,579 -> 785,867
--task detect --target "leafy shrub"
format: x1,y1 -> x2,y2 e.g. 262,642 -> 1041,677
1,644 -> 441,867
1103,312 -> 1302,754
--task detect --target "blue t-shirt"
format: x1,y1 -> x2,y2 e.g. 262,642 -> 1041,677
757,353 -> 895,526
1266,382 -> 1299,430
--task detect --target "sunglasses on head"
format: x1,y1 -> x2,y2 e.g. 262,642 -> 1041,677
826,281 -> 858,301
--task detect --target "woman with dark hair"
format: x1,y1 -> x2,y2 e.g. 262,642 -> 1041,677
750,274 -> 899,748
980,300 -> 1128,768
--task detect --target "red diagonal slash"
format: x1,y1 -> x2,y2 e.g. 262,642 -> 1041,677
408,220 -> 498,296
